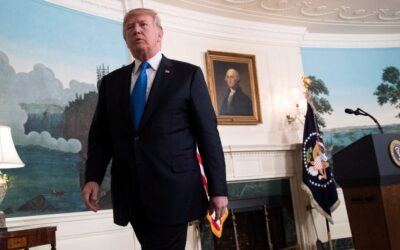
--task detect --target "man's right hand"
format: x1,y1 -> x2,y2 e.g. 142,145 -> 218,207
82,181 -> 100,212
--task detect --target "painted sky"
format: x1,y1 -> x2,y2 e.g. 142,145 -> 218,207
301,47 -> 400,129
0,0 -> 129,87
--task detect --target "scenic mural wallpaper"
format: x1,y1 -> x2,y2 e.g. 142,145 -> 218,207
0,0 -> 129,217
301,47 -> 400,169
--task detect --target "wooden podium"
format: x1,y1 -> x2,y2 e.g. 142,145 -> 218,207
333,134 -> 400,250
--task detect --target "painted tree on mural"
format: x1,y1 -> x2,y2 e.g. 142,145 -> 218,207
374,66 -> 400,118
305,76 -> 333,128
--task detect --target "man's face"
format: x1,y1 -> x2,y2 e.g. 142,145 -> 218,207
225,69 -> 239,89
124,13 -> 162,60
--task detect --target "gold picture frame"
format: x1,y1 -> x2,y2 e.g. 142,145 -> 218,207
205,50 -> 262,125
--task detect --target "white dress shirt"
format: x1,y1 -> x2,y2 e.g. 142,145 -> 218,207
130,51 -> 162,100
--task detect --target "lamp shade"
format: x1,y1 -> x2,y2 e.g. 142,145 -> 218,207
0,126 -> 24,169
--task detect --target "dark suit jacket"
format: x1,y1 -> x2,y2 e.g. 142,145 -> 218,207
85,55 -> 227,226
220,86 -> 253,116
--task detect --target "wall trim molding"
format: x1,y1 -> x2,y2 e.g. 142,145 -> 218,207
7,210 -> 133,241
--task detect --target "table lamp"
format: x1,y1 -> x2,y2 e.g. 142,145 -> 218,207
0,126 -> 25,228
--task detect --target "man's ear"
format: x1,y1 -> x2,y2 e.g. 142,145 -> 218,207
157,30 -> 163,42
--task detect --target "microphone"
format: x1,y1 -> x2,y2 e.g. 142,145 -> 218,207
344,108 -> 360,115
344,108 -> 384,134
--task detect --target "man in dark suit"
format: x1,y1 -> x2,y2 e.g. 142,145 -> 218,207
81,8 -> 228,250
220,68 -> 253,116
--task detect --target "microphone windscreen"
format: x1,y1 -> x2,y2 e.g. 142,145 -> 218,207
344,108 -> 354,114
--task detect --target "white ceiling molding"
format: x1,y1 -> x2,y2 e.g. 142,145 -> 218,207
153,0 -> 400,34
146,0 -> 306,46
258,0 -> 400,22
45,0 -> 400,34
45,0 -> 400,47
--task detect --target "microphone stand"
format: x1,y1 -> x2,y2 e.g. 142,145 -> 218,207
356,108 -> 384,134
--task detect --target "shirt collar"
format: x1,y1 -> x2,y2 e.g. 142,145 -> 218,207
133,51 -> 162,74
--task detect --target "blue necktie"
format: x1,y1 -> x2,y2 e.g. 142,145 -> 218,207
131,61 -> 149,129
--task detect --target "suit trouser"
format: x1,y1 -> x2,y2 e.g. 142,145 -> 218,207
130,192 -> 188,250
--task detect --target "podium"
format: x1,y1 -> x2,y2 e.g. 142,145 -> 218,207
333,134 -> 400,250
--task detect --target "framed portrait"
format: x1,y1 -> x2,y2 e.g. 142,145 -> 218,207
205,50 -> 262,125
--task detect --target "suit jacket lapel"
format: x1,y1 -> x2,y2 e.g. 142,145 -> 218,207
139,55 -> 174,130
119,62 -> 136,135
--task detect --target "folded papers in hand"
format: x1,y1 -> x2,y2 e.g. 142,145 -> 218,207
206,209 -> 229,238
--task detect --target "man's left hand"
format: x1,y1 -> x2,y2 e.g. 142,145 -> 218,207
210,196 -> 228,220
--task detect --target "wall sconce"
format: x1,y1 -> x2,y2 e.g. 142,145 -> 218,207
286,103 -> 301,124
0,126 -> 25,228
285,87 -> 305,124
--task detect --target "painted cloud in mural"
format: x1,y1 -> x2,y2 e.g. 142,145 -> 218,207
0,50 -> 96,153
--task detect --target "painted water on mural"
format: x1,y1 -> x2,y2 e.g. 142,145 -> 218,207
2,146 -> 83,216
3,145 -> 112,217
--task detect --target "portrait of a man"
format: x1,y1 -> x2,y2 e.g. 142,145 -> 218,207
205,50 -> 261,125
220,68 -> 253,116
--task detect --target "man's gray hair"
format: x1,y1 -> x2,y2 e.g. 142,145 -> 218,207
123,8 -> 163,39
